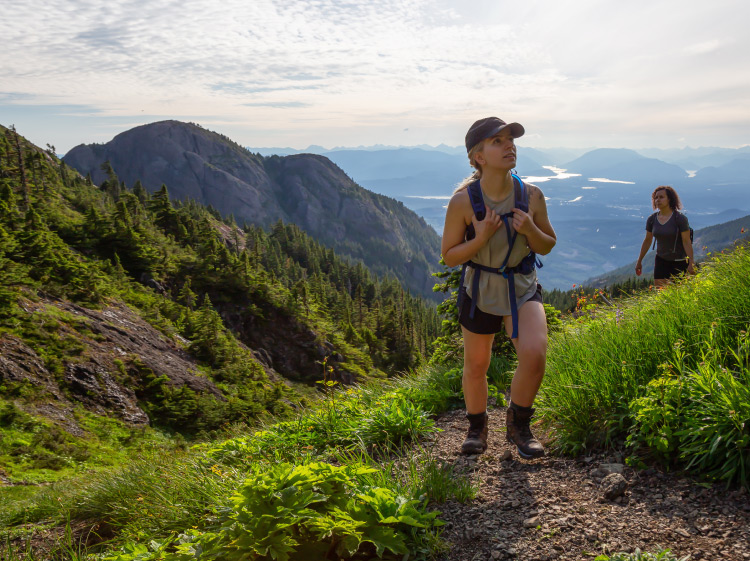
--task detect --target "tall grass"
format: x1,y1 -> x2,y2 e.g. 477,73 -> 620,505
539,244 -> 750,470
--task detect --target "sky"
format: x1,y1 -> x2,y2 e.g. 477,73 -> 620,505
1,0 -> 749,154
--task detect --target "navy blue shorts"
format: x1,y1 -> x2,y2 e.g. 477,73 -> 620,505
459,283 -> 543,335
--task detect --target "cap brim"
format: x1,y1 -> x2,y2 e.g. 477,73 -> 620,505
490,122 -> 525,139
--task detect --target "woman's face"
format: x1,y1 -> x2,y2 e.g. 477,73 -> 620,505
476,130 -> 517,171
653,189 -> 669,210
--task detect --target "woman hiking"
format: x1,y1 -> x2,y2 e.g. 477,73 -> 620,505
635,185 -> 695,288
441,117 -> 556,459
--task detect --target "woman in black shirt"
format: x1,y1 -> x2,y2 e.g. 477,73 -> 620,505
635,185 -> 695,288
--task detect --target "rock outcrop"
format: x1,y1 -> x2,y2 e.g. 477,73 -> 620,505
0,297 -> 224,432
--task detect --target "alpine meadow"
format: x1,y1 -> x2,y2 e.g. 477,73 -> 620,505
1,120 -> 749,561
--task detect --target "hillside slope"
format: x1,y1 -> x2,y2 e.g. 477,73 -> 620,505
0,124 -> 439,483
584,214 -> 750,287
64,121 -> 441,298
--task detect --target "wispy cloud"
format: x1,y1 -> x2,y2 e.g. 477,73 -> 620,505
1,0 -> 748,151
684,40 -> 722,55
242,101 -> 311,108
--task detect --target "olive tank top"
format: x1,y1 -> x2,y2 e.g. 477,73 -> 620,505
462,185 -> 538,316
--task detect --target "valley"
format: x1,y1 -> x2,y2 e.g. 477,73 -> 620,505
296,146 -> 750,288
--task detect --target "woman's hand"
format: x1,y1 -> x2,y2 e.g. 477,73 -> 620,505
635,261 -> 643,276
472,205 -> 502,242
511,207 -> 536,237
688,261 -> 696,275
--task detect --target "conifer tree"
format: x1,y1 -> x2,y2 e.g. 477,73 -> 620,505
10,127 -> 29,209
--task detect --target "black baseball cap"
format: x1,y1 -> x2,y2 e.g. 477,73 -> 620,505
465,117 -> 525,153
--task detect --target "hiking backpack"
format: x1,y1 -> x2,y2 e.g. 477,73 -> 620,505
457,173 -> 542,339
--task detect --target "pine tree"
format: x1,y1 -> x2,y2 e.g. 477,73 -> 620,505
10,127 -> 29,209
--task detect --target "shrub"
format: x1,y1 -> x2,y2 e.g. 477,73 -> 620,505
628,330 -> 750,487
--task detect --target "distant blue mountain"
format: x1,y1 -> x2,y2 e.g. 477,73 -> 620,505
523,147 -> 588,166
563,148 -> 688,184
693,158 -> 750,183
638,146 -> 750,170
317,148 -> 548,197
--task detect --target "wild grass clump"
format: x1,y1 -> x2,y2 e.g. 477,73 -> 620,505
396,355 -> 514,414
204,383 -> 440,465
540,244 -> 750,486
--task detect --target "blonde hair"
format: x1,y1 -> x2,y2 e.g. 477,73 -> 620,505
453,142 -> 484,194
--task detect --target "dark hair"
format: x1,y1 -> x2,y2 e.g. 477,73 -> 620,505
651,185 -> 682,211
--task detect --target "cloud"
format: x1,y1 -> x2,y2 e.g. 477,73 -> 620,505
684,40 -> 722,55
242,101 -> 311,108
1,0 -> 748,150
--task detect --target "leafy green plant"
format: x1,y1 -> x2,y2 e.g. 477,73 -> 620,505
675,330 -> 750,487
98,461 -> 442,561
626,365 -> 684,465
627,330 -> 750,487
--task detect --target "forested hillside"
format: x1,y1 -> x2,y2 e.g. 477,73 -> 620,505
63,121 -> 441,299
0,124 -> 440,478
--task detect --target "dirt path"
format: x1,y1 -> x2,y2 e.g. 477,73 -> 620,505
429,407 -> 750,561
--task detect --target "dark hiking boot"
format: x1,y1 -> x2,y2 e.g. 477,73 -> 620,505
506,402 -> 545,459
461,412 -> 488,455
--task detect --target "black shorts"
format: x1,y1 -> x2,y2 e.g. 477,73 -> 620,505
459,283 -> 543,335
654,255 -> 688,280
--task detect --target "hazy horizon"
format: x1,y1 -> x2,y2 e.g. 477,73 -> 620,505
2,0 -> 749,154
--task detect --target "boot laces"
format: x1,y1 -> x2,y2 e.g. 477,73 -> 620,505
516,416 -> 534,440
467,425 -> 484,439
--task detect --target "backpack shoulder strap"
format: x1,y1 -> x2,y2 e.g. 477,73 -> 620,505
464,180 -> 485,241
511,173 -> 528,212
467,180 -> 486,220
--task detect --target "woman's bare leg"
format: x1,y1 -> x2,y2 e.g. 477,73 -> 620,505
461,327 -> 494,414
504,300 -> 548,407
460,327 -> 494,454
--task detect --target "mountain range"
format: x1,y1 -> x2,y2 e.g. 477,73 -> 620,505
273,143 -> 747,288
64,121 -> 441,299
64,122 -> 749,290
0,123 -> 439,443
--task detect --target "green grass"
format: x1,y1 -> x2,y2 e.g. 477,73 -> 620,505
539,243 -> 750,486
0,365 -> 481,559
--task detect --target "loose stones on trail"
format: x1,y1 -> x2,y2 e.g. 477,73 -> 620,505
601,472 -> 628,500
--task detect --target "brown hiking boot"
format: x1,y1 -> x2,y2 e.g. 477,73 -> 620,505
461,412 -> 488,455
506,402 -> 545,459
